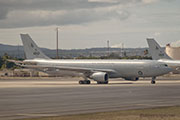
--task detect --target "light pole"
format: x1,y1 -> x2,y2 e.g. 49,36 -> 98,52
107,40 -> 110,56
56,27 -> 59,59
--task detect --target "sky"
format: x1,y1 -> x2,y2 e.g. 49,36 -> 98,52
0,0 -> 180,49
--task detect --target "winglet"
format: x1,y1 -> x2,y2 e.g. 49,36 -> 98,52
147,38 -> 171,60
20,34 -> 50,59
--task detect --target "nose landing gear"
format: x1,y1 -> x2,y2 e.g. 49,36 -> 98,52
151,77 -> 156,84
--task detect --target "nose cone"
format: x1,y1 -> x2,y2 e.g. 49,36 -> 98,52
167,67 -> 173,73
155,65 -> 173,77
149,62 -> 172,77
163,67 -> 173,74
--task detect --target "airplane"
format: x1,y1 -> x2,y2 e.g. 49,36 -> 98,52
147,38 -> 180,71
17,34 -> 172,84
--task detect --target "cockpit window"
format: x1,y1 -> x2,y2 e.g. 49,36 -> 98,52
164,64 -> 168,67
160,64 -> 168,67
155,64 -> 168,68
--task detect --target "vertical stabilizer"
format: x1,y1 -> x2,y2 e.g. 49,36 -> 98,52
20,34 -> 50,59
147,38 -> 171,60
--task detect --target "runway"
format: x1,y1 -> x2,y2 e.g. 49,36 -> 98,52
0,77 -> 180,120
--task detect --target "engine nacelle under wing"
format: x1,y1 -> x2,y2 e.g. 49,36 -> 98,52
90,72 -> 109,82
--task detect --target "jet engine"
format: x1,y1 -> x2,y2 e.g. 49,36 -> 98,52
90,72 -> 109,83
124,77 -> 139,81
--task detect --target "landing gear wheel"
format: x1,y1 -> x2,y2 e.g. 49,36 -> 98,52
97,81 -> 101,84
151,77 -> 156,84
79,80 -> 91,84
97,81 -> 108,84
104,81 -> 108,84
151,80 -> 156,84
85,80 -> 91,84
79,80 -> 84,84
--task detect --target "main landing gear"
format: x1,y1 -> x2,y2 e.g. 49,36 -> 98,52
151,77 -> 156,84
79,75 -> 91,84
79,80 -> 91,84
97,81 -> 108,84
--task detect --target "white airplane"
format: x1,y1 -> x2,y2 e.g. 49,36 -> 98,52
18,34 -> 172,84
147,38 -> 180,71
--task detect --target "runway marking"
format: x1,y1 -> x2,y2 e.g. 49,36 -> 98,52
17,113 -> 59,117
0,80 -> 180,88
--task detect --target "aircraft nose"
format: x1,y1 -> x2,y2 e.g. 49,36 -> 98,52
165,67 -> 173,73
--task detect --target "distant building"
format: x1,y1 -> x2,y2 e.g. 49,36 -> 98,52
0,70 -> 13,77
13,69 -> 39,77
166,42 -> 180,60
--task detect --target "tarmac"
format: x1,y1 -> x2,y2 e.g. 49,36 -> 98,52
0,77 -> 180,120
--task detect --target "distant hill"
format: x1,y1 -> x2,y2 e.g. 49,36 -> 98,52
0,43 -> 55,58
0,44 -> 24,51
0,44 -> 24,58
0,43 -> 150,59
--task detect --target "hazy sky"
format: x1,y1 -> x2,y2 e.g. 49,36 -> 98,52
0,0 -> 180,49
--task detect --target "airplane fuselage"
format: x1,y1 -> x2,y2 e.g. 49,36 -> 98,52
24,59 -> 171,79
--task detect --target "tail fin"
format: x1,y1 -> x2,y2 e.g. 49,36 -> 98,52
147,38 -> 171,60
20,34 -> 50,59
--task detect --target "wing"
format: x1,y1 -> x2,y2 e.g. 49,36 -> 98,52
21,64 -> 116,76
